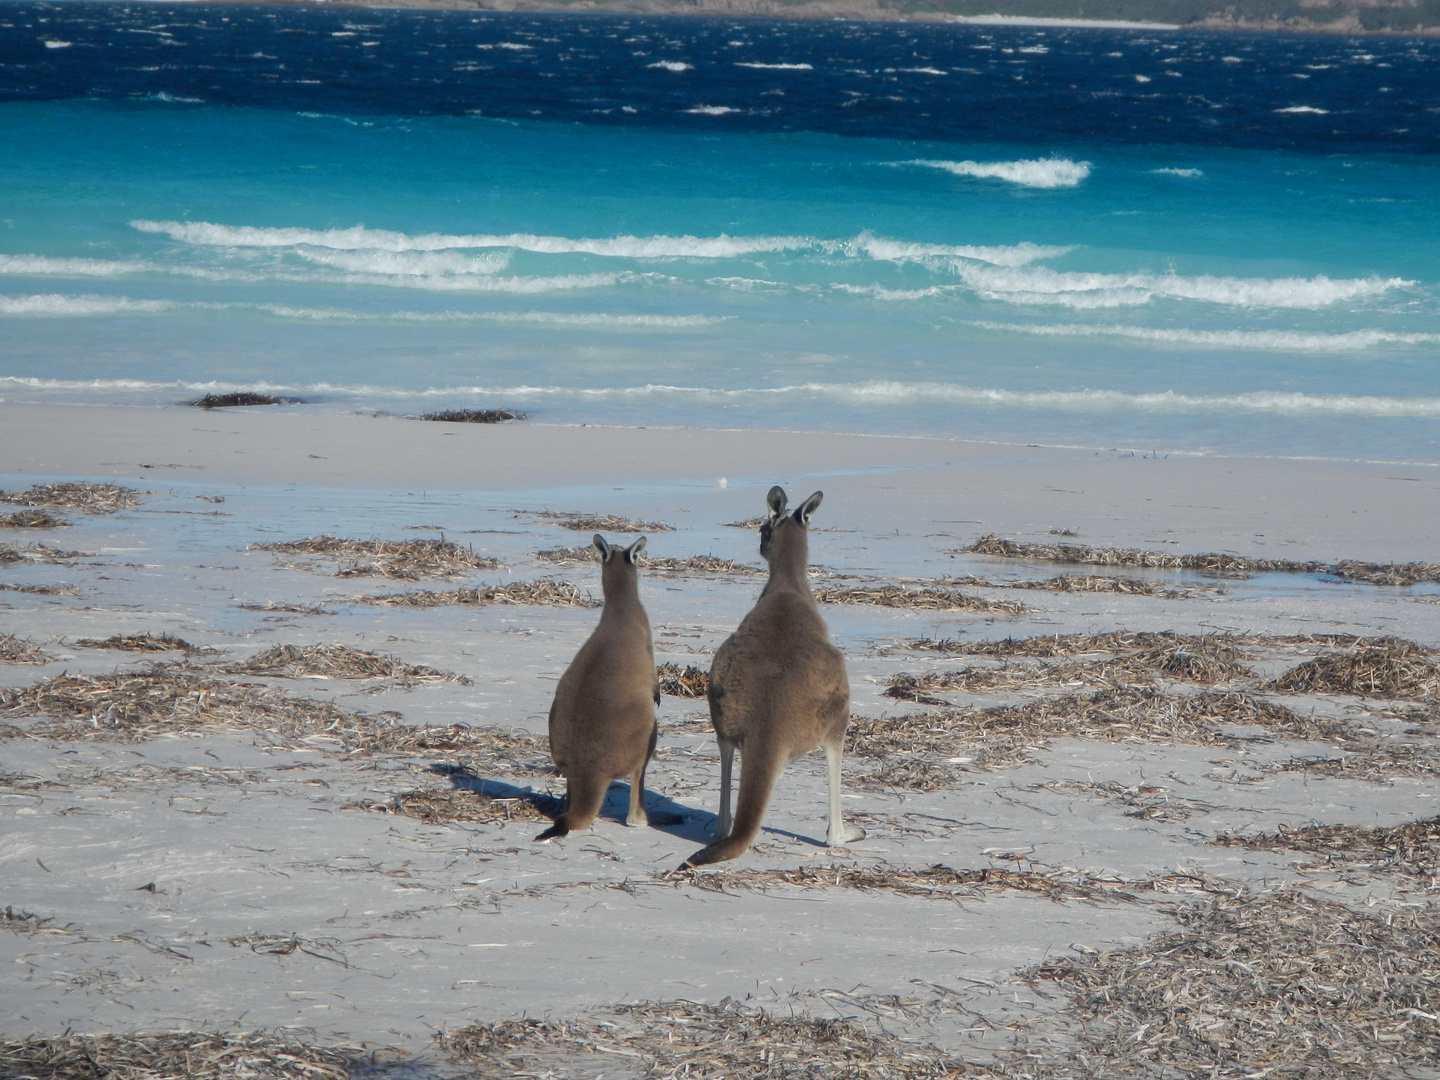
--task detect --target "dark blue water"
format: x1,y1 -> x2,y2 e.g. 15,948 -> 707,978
3,3 -> 1438,152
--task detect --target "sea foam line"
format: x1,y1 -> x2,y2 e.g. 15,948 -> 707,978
127,220 -> 1065,267
896,157 -> 1092,189
955,265 -> 1412,310
971,321 -> 1440,350
0,293 -> 178,315
6,375 -> 1437,417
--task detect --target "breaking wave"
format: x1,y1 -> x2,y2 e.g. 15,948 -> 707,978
971,321 -> 1440,349
898,157 -> 1092,188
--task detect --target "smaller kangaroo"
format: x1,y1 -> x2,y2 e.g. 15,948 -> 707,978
536,534 -> 659,842
679,486 -> 863,869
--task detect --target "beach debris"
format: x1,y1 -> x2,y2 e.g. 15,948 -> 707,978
966,534 -> 1440,587
251,535 -> 500,579
74,632 -> 215,655
236,601 -> 335,615
1037,778 -> 1217,821
1005,573 -> 1226,598
0,582 -> 76,596
1268,637 -> 1440,699
352,579 -> 598,608
1214,815 -> 1440,886
0,543 -> 92,565
1,905 -> 56,935
536,546 -> 764,576
657,662 -> 709,697
528,509 -> 673,532
848,687 -> 1362,788
438,999 -> 964,1080
418,408 -> 525,423
0,509 -> 69,529
0,482 -> 142,514
722,516 -> 768,529
679,862 -> 1217,904
1028,889 -> 1440,1078
223,642 -> 470,685
344,785 -> 552,824
0,1032 -> 361,1080
189,392 -> 298,408
814,584 -> 1028,613
0,635 -> 52,665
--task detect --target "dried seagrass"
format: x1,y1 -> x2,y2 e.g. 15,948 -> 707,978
223,643 -> 469,685
536,546 -> 763,576
352,579 -> 597,608
1028,890 -> 1440,1079
1214,814 -> 1440,885
0,483 -> 142,514
343,786 -> 551,824
1268,637 -> 1440,699
0,509 -> 69,529
0,635 -> 51,665
74,632 -> 213,654
965,534 -> 1324,576
252,535 -> 500,579
814,585 -> 1027,614
657,662 -> 709,698
529,509 -> 672,532
0,1032 -> 361,1080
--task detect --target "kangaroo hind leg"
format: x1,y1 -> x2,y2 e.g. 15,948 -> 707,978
824,739 -> 864,847
534,772 -> 608,842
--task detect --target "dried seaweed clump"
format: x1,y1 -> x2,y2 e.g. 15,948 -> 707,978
354,579 -> 597,608
1332,559 -> 1440,587
0,1032 -> 361,1080
0,635 -> 51,665
0,483 -> 142,514
251,535 -> 500,579
0,509 -> 69,529
190,391 -> 297,408
439,999 -> 963,1080
1011,574 -> 1223,598
1029,890 -> 1440,1079
849,688 -> 1327,786
966,535 -> 1323,577
344,786 -> 550,824
657,662 -> 709,698
419,408 -> 525,423
1269,638 -> 1440,700
0,666 -> 360,743
73,632 -> 213,655
1214,815 -> 1440,886
683,862 -> 1208,904
535,547 -> 763,576
814,585 -> 1027,614
530,510 -> 673,533
226,643 -> 470,685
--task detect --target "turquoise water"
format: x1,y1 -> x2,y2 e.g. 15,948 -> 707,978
2,5 -> 1439,461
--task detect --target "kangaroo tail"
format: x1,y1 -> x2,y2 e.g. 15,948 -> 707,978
534,773 -> 608,842
677,751 -> 781,869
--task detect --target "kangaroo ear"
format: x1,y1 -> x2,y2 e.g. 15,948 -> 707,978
766,485 -> 788,521
593,534 -> 613,562
625,535 -> 647,563
795,490 -> 823,525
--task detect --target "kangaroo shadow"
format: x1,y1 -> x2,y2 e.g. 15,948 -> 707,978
431,762 -> 714,844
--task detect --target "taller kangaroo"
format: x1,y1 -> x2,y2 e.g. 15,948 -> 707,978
679,486 -> 863,868
536,534 -> 659,842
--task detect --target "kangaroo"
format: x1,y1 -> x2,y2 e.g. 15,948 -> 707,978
679,486 -> 863,868
536,534 -> 659,842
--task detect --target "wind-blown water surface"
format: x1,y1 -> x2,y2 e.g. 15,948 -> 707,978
2,3 -> 1438,459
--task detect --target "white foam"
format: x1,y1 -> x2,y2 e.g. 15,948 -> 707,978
899,66 -> 946,75
954,264 -> 1411,309
0,294 -> 177,316
900,157 -> 1092,189
0,254 -> 149,277
851,234 -> 1072,267
293,248 -> 512,276
253,305 -> 724,327
131,220 -> 808,259
42,39 -> 72,48
1153,167 -> 1204,178
647,60 -> 691,71
477,42 -> 532,50
734,62 -> 813,70
685,105 -> 741,115
970,321 -> 1440,351
1276,106 -> 1328,114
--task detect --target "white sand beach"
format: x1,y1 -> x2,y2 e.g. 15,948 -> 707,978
2,403 -> 1438,1076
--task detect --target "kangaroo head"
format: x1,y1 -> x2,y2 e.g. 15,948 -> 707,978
593,533 -> 646,591
758,486 -> 822,564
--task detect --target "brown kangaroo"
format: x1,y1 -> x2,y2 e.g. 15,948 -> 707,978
679,486 -> 863,868
536,534 -> 659,842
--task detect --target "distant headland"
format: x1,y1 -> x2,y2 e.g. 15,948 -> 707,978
264,0 -> 1440,37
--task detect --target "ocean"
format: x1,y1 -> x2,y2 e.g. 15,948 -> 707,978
2,2 -> 1439,462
